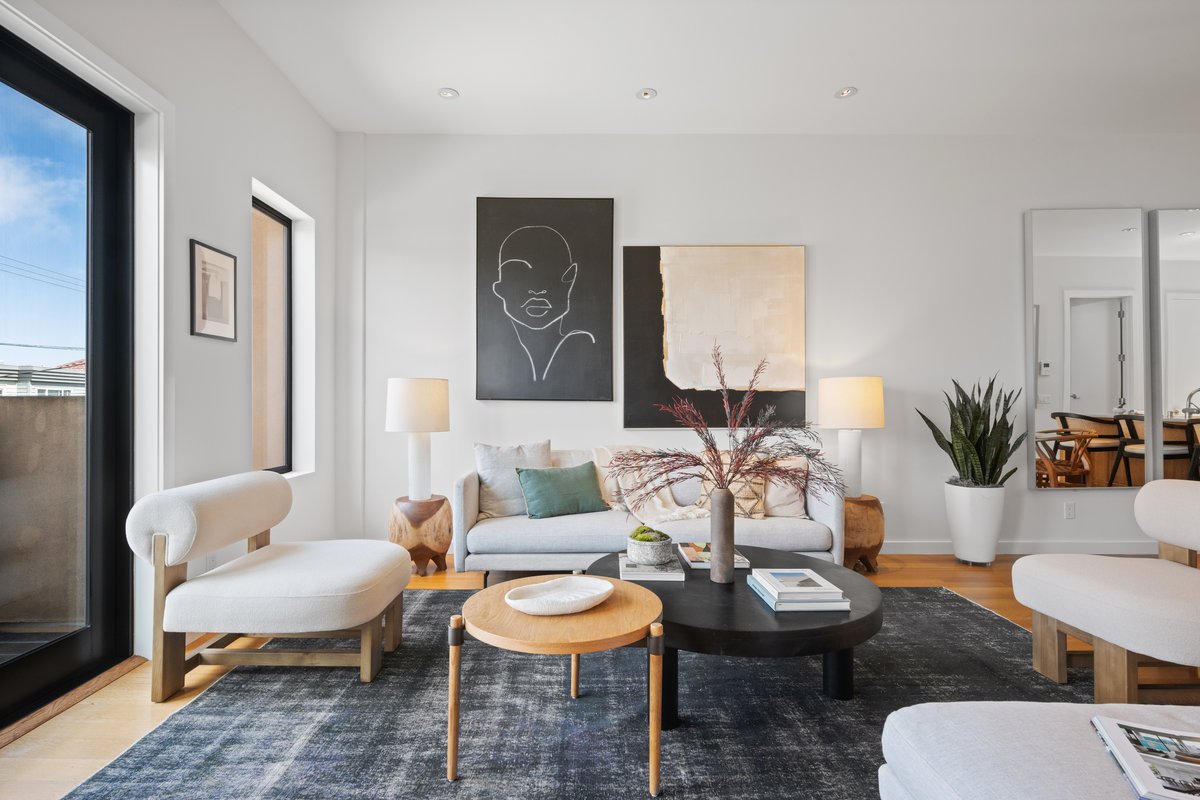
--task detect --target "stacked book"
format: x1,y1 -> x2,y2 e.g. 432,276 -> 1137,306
747,568 -> 850,611
677,542 -> 750,570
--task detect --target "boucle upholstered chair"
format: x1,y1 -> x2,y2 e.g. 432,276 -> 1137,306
1013,479 -> 1200,704
126,471 -> 411,701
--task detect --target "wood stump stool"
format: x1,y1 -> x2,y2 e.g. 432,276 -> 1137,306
842,494 -> 884,573
389,494 -> 452,576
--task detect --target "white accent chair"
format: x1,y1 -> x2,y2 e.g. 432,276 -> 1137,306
126,471 -> 411,701
1013,479 -> 1200,704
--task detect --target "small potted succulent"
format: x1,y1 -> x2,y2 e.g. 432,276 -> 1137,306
627,525 -> 673,566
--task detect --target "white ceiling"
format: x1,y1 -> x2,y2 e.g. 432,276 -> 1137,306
218,0 -> 1200,136
1032,208 -> 1200,260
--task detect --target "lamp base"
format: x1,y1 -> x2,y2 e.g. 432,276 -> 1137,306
838,428 -> 864,498
389,494 -> 452,576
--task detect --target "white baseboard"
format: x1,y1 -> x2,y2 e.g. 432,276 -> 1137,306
880,539 -> 1159,556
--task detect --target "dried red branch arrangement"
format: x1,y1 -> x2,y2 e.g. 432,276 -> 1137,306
610,344 -> 843,511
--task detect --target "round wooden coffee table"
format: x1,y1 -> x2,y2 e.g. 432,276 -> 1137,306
447,575 -> 666,795
588,546 -> 883,730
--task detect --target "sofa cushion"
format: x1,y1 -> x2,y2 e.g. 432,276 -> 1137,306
466,510 -> 831,554
475,440 -> 552,518
1012,553 -> 1200,666
516,461 -> 609,518
656,515 -> 831,552
163,540 -> 411,634
881,701 -> 1200,800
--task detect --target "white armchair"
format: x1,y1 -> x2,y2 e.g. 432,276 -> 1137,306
126,471 -> 411,701
1013,479 -> 1200,704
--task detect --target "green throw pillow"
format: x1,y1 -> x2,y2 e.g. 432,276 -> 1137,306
516,461 -> 610,519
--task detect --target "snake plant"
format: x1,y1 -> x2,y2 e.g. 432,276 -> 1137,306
916,377 -> 1027,487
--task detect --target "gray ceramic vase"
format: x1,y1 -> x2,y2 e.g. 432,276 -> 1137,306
708,487 -> 736,583
627,535 -> 674,566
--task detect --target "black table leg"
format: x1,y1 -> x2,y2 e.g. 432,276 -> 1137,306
823,647 -> 854,700
649,646 -> 679,730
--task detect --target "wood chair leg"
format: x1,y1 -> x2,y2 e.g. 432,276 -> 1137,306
1031,612 -> 1068,683
384,593 -> 403,652
151,628 -> 186,703
359,615 -> 383,682
1094,637 -> 1139,704
1108,450 -> 1123,486
570,653 -> 580,699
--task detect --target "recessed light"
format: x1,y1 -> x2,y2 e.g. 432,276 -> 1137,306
1180,231 -> 1196,237
836,86 -> 857,99
438,87 -> 460,99
1120,227 -> 1138,232
637,88 -> 658,100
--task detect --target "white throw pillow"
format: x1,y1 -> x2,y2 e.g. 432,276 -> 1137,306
764,456 -> 810,518
475,440 -> 552,519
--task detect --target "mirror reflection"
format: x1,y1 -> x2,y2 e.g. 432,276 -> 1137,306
1155,208 -> 1200,482
1028,208 -> 1146,488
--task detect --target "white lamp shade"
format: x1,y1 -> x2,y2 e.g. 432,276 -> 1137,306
818,376 -> 885,429
385,378 -> 450,432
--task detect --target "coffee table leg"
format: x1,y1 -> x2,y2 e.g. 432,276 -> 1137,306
662,647 -> 679,730
448,615 -> 463,781
823,647 -> 854,700
648,623 -> 663,797
571,653 -> 580,698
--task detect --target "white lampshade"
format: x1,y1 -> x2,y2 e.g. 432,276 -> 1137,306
818,377 -> 885,430
385,378 -> 450,433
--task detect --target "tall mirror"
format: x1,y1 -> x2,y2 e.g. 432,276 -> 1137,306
1026,208 -> 1146,489
1153,209 -> 1200,482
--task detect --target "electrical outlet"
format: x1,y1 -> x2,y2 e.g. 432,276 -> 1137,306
1038,394 -> 1051,405
1063,501 -> 1076,520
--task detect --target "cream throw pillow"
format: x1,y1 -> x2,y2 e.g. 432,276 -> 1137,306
764,456 -> 810,518
475,440 -> 552,519
695,452 -> 766,520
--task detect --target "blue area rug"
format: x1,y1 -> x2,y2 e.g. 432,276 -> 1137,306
67,587 -> 1092,799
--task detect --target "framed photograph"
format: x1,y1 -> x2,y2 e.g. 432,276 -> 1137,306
190,239 -> 237,341
476,197 -> 613,400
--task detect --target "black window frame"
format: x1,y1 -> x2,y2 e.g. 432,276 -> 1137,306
0,23 -> 134,728
251,197 -> 293,474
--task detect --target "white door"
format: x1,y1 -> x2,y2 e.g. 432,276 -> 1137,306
1069,296 -> 1126,414
1164,293 -> 1200,413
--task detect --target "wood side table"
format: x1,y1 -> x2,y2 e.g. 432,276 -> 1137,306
448,575 -> 666,796
843,494 -> 885,573
389,494 -> 452,576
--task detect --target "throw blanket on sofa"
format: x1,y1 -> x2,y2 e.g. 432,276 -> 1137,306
593,445 -> 710,526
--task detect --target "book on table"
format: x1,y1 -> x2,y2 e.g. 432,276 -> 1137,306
677,542 -> 750,569
746,574 -> 851,612
618,553 -> 685,582
1092,715 -> 1200,800
751,567 -> 844,601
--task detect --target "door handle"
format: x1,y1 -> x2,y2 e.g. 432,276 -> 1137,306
1069,393 -> 1080,399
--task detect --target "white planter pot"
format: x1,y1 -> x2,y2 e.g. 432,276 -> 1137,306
943,483 -> 1006,565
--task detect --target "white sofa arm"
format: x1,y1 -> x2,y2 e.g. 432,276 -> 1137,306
807,486 -> 845,566
452,471 -> 480,569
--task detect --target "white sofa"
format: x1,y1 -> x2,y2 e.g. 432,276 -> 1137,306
452,448 -> 845,573
879,701 -> 1200,800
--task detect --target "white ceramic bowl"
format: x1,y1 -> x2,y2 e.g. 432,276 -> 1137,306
504,576 -> 615,616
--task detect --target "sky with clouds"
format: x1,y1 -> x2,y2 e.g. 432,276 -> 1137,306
0,80 -> 87,369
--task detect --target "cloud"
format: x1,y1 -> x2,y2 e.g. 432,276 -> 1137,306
0,155 -> 85,233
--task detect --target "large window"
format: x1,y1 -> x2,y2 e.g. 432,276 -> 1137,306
0,24 -> 133,727
251,199 -> 291,473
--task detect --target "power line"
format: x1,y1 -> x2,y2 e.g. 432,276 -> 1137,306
0,265 -> 86,293
0,256 -> 85,288
0,342 -> 84,350
0,251 -> 84,285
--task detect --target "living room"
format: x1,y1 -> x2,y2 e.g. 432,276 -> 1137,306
2,1 -> 1200,798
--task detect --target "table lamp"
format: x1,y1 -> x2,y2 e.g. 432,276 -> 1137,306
385,377 -> 450,501
818,376 -> 885,498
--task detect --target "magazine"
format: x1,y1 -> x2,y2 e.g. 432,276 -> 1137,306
1092,716 -> 1200,799
751,568 -> 844,601
619,553 -> 685,582
677,543 -> 750,570
746,575 -> 851,612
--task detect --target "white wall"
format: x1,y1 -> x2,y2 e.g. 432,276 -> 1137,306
342,133 -> 1200,555
35,0 -> 339,653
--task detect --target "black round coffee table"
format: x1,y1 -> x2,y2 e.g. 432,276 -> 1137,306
588,546 -> 883,730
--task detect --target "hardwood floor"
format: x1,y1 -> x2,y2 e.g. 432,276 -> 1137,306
0,554 -> 1029,799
